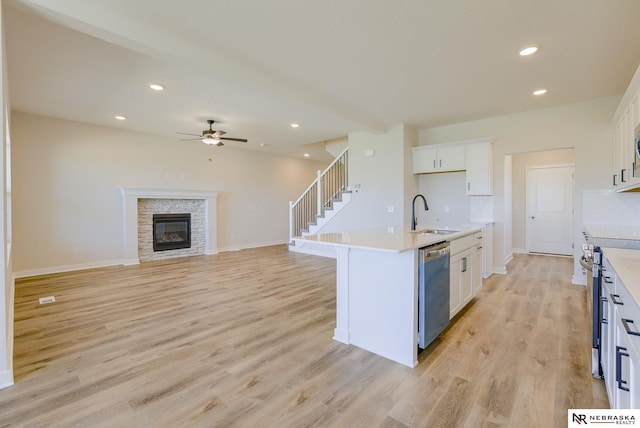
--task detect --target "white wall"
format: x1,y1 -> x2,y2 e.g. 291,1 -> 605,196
419,96 -> 620,280
418,171 -> 470,226
0,0 -> 14,388
11,112 -> 327,276
321,123 -> 418,232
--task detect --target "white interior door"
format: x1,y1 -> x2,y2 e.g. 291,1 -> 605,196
526,165 -> 574,255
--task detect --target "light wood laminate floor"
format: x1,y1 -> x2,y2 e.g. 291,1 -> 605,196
1,246 -> 607,427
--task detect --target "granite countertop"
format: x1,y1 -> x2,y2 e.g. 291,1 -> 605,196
293,224 -> 482,253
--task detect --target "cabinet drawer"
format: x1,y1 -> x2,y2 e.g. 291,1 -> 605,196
450,235 -> 474,256
473,232 -> 484,246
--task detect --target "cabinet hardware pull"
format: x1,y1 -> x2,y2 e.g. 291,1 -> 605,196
604,276 -> 613,284
613,174 -> 618,186
616,345 -> 630,392
467,182 -> 470,191
462,257 -> 467,272
433,160 -> 436,169
439,159 -> 442,168
477,246 -> 483,249
610,294 -> 624,305
622,318 -> 640,336
621,169 -> 627,182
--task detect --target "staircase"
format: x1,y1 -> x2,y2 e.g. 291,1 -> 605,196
289,148 -> 350,257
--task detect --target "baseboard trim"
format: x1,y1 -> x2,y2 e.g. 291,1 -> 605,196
333,328 -> 349,344
493,267 -> 508,275
14,259 -> 124,279
512,248 -> 528,254
14,242 -> 290,279
0,370 -> 14,389
217,240 -> 288,253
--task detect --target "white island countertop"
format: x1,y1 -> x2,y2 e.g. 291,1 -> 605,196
293,224 -> 482,253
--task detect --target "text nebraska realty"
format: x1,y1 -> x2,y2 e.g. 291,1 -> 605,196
573,413 -> 636,424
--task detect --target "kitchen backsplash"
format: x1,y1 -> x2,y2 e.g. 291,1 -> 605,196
583,189 -> 640,225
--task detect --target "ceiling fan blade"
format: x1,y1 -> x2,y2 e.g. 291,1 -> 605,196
176,132 -> 202,137
179,138 -> 202,141
220,137 -> 248,143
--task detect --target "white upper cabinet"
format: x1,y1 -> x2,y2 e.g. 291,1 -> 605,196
612,64 -> 640,191
465,141 -> 493,195
412,138 -> 494,195
412,145 -> 464,173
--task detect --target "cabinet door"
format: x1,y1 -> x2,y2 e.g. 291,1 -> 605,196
461,254 -> 473,305
615,314 -> 633,409
438,145 -> 465,172
601,283 -> 615,405
465,142 -> 493,195
472,245 -> 482,294
412,147 -> 438,173
450,255 -> 462,319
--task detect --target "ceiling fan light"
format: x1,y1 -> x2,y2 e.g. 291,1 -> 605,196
202,136 -> 221,145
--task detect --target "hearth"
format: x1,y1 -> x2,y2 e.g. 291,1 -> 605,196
153,213 -> 191,251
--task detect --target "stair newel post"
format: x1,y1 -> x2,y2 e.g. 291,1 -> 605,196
289,200 -> 294,242
316,170 -> 322,218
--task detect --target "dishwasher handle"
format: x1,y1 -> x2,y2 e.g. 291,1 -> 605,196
419,242 -> 449,261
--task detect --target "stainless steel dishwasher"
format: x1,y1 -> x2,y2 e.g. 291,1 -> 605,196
418,241 -> 450,350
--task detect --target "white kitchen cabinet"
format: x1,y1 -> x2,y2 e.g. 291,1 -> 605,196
412,145 -> 465,174
611,64 -> 640,190
465,141 -> 493,195
449,234 -> 481,319
472,233 -> 483,294
450,249 -> 472,318
600,250 -> 640,408
413,138 -> 494,195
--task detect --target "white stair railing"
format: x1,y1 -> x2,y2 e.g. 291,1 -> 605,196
289,148 -> 349,241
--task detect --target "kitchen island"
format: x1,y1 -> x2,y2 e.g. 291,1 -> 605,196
294,224 -> 483,367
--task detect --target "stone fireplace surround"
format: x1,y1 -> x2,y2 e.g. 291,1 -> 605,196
119,187 -> 218,265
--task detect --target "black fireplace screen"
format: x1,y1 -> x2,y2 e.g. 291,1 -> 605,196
152,213 -> 191,251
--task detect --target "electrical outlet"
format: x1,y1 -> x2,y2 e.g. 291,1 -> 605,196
387,205 -> 394,213
39,296 -> 55,304
444,205 -> 450,213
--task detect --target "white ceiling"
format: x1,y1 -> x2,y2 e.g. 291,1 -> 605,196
5,0 -> 640,161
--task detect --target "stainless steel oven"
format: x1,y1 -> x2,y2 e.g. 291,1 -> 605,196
581,242 -> 603,378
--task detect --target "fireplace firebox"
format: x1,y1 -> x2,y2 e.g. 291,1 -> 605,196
152,213 -> 191,251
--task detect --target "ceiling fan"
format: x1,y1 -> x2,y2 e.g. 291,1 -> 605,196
177,119 -> 248,147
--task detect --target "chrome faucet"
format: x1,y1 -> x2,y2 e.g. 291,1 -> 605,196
411,194 -> 429,231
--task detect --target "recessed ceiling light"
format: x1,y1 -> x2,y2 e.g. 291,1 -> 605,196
303,153 -> 310,157
519,45 -> 538,56
533,89 -> 547,96
290,123 -> 300,128
260,143 -> 267,147
149,83 -> 164,91
114,115 -> 127,120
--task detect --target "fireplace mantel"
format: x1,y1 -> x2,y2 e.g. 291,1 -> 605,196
119,187 -> 218,265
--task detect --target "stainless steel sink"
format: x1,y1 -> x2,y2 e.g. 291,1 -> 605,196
411,228 -> 460,235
